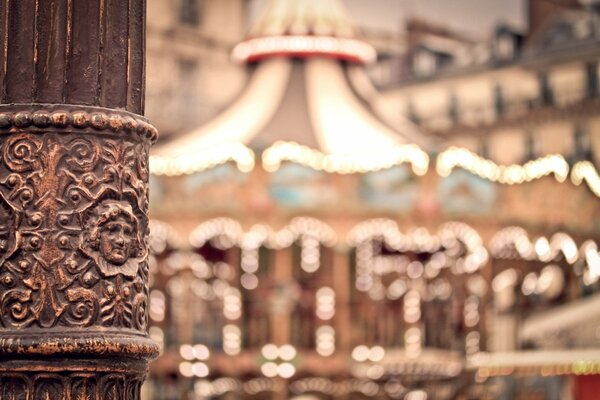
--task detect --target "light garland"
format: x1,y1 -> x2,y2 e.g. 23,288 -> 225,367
291,378 -> 380,397
262,141 -> 430,175
571,160 -> 600,198
490,227 -> 579,264
347,220 -> 483,256
149,142 -> 255,176
316,287 -> 336,320
148,219 -> 184,254
189,217 -> 337,250
162,251 -> 211,278
436,147 -> 569,184
351,348 -> 463,379
149,290 -> 166,322
243,378 -> 285,395
196,377 -> 382,397
195,377 -> 446,398
150,141 -> 600,199
184,218 -> 596,281
194,378 -> 242,397
189,218 -> 244,249
232,35 -> 377,64
316,325 -> 336,357
581,240 -> 600,285
223,324 -> 242,355
348,219 -> 488,296
471,351 -> 600,377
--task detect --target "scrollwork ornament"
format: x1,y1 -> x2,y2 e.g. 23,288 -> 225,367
132,293 -> 148,331
0,289 -> 33,328
135,142 -> 149,181
63,288 -> 100,327
3,133 -> 43,173
0,109 -> 152,334
0,196 -> 18,266
64,137 -> 100,172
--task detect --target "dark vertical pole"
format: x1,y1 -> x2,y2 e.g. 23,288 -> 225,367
0,1 -> 158,398
494,84 -> 505,118
586,60 -> 598,99
538,71 -> 554,106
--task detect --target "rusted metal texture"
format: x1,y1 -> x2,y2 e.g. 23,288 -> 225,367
0,1 -> 158,398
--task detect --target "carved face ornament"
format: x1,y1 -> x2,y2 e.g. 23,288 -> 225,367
81,200 -> 145,278
100,216 -> 134,266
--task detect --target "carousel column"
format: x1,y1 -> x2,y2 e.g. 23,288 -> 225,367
333,246 -> 351,352
0,1 -> 158,399
272,247 -> 292,346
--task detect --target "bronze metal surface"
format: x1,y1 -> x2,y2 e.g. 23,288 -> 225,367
0,1 -> 157,398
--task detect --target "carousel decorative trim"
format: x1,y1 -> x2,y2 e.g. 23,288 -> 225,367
436,147 -> 570,184
188,216 -> 337,250
149,142 -> 255,176
149,220 -> 185,254
148,217 -> 600,387
470,350 -> 600,377
192,376 -> 443,398
571,160 -> 600,198
262,141 -> 430,175
347,219 -> 484,250
149,143 -> 600,199
232,35 -> 377,64
489,227 -> 579,263
154,217 -> 599,268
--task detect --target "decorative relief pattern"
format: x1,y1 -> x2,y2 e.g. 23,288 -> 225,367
0,126 -> 151,332
0,371 -> 145,400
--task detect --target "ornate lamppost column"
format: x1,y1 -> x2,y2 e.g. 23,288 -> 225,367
0,1 -> 158,398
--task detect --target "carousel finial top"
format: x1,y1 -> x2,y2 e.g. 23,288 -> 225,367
232,0 -> 377,64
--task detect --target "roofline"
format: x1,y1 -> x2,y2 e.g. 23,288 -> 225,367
381,39 -> 600,92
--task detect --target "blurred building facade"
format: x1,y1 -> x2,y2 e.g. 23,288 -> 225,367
144,1 -> 600,399
146,0 -> 247,137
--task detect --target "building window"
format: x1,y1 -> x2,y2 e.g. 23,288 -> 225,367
496,34 -> 514,60
413,50 -> 436,77
177,59 -> 199,129
573,125 -> 591,160
180,0 -> 201,26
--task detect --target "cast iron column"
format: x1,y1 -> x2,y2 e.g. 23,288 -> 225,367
0,1 -> 158,398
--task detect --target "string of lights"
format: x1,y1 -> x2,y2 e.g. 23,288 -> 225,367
192,377 -> 430,397
262,141 -> 430,175
149,143 -> 600,199
188,216 -> 337,250
571,160 -> 600,198
490,227 -> 580,264
149,142 -> 255,176
436,147 -> 570,184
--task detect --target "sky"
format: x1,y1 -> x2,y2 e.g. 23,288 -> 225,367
248,0 -> 527,39
344,0 -> 525,38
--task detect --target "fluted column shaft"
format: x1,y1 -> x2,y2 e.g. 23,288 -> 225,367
0,1 -> 158,398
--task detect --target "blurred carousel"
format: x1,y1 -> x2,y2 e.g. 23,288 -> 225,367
145,0 -> 600,399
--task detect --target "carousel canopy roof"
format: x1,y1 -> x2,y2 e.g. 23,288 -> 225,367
151,0 -> 435,176
149,1 -> 600,201
249,0 -> 356,38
